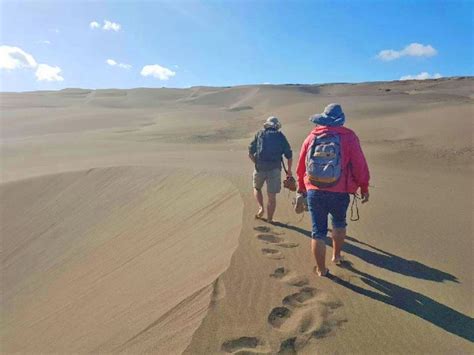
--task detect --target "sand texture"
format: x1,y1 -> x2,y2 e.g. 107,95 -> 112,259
1,77 -> 473,354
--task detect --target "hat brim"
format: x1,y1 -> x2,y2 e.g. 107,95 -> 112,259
309,113 -> 327,124
264,122 -> 281,129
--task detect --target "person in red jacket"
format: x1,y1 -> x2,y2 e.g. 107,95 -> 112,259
296,103 -> 370,276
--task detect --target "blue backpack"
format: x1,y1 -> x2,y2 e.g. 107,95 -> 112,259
306,132 -> 342,187
256,129 -> 283,162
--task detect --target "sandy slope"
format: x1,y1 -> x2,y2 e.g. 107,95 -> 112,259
1,77 -> 473,354
1,167 -> 242,353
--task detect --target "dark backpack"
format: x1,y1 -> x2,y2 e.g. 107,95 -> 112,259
256,129 -> 283,162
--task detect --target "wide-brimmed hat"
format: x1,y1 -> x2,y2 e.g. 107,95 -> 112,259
264,116 -> 281,130
309,103 -> 345,127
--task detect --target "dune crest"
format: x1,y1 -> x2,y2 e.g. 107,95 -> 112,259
1,167 -> 243,353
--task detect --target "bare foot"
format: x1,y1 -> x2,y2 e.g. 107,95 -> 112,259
255,207 -> 264,219
332,255 -> 345,266
313,266 -> 330,277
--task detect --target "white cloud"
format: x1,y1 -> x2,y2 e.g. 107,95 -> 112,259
90,20 -> 121,32
38,40 -> 51,45
377,49 -> 402,61
49,28 -> 60,33
103,20 -> 121,31
35,64 -> 64,81
403,43 -> 437,57
141,64 -> 176,80
89,21 -> 100,29
0,45 -> 37,70
400,72 -> 442,81
377,43 -> 437,61
106,58 -> 131,69
1,45 -> 64,82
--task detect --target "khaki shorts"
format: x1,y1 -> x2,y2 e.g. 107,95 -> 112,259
253,168 -> 281,194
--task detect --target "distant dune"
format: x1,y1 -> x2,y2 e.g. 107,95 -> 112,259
1,78 -> 473,354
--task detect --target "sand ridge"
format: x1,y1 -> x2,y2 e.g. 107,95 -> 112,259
1,167 -> 243,353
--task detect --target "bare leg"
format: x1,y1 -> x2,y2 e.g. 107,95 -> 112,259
311,238 -> 327,276
254,188 -> 264,218
267,192 -> 276,222
331,227 -> 346,263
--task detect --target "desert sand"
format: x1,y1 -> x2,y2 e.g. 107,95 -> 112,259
1,77 -> 473,354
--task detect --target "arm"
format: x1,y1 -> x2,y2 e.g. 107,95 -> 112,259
286,159 -> 293,176
248,152 -> 256,163
349,134 -> 370,202
248,133 -> 258,164
281,133 -> 293,175
296,136 -> 310,193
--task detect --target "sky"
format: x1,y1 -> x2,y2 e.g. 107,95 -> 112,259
0,0 -> 473,92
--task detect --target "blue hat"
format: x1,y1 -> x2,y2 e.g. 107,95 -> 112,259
309,103 -> 345,127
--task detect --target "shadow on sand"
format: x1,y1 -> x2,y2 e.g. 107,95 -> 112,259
272,222 -> 458,283
271,222 -> 473,342
329,262 -> 474,342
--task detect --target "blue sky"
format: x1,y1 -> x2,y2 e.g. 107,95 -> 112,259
1,0 -> 473,91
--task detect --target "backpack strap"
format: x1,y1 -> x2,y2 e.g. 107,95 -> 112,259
306,132 -> 318,168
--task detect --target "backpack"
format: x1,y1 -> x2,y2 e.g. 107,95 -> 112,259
306,132 -> 342,187
256,129 -> 282,162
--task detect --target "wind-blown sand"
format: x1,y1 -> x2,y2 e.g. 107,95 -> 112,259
1,78 -> 473,354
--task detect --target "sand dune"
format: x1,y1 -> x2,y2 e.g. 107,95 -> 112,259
1,77 -> 473,354
1,167 -> 242,353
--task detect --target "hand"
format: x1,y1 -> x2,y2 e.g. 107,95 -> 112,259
287,171 -> 293,177
361,192 -> 369,204
297,190 -> 307,197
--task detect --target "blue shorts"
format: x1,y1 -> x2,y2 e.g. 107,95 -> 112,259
307,190 -> 350,239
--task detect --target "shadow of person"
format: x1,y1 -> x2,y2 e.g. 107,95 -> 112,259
329,262 -> 473,342
271,222 -> 458,283
340,236 -> 458,283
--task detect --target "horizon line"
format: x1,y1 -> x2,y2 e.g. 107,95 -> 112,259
1,76 -> 472,94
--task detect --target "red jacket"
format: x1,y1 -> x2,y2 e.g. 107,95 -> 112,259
296,126 -> 370,194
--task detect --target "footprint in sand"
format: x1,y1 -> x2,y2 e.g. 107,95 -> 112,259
270,267 -> 309,287
284,275 -> 309,287
270,266 -> 288,279
257,233 -> 284,244
278,337 -> 297,354
261,248 -> 284,259
276,242 -> 299,248
254,225 -> 272,233
267,286 -> 347,349
256,233 -> 299,249
254,225 -> 285,235
282,287 -> 318,308
221,336 -> 269,353
268,307 -> 292,329
312,318 -> 348,339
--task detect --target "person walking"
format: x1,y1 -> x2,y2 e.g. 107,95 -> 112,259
249,116 -> 293,223
296,104 -> 370,276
